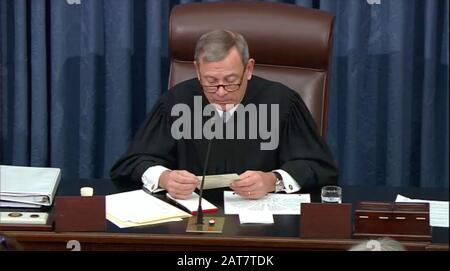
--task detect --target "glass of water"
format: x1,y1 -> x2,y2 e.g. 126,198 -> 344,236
321,185 -> 342,204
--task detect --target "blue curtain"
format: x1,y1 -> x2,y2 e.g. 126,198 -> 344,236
1,0 -> 448,188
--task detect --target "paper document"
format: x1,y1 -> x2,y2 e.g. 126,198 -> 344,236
224,191 -> 311,215
395,194 -> 449,228
106,190 -> 191,228
107,215 -> 182,229
0,165 -> 61,207
166,192 -> 218,214
239,210 -> 274,224
197,173 -> 239,190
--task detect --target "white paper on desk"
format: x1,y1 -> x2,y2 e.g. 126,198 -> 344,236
239,210 -> 274,224
395,194 -> 449,228
106,214 -> 182,229
224,191 -> 310,215
197,173 -> 239,190
106,190 -> 191,228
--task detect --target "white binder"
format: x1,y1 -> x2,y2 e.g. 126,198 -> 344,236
0,165 -> 61,208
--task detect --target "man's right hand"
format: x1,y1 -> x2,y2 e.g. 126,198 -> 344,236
159,170 -> 198,199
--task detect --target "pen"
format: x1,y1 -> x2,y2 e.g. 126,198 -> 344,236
142,185 -> 153,195
142,185 -> 191,213
165,195 -> 193,214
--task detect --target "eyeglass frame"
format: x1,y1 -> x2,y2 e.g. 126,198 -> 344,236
198,69 -> 246,93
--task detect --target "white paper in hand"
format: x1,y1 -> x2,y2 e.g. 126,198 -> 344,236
196,173 -> 239,190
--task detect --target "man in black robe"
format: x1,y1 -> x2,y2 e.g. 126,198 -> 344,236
111,29 -> 337,200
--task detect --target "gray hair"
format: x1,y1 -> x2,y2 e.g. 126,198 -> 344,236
194,29 -> 249,66
348,238 -> 406,251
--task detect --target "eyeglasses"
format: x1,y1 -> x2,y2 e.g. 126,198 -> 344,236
199,70 -> 245,93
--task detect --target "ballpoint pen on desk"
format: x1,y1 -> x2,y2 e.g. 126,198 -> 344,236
141,185 -> 192,214
141,185 -> 153,195
165,195 -> 195,215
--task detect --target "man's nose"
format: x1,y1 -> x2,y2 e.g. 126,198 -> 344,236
215,85 -> 228,97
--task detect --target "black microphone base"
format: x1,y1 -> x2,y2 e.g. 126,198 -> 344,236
186,216 -> 225,233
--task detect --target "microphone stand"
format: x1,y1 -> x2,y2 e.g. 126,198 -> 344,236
196,139 -> 212,225
186,112 -> 225,233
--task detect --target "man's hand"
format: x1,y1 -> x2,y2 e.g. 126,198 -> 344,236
230,171 -> 277,199
159,170 -> 198,199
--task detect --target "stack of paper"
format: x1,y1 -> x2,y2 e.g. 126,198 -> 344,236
0,165 -> 61,208
224,191 -> 311,215
106,190 -> 191,228
224,192 -> 311,224
395,194 -> 449,228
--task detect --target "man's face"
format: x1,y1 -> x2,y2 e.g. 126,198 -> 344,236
195,47 -> 254,111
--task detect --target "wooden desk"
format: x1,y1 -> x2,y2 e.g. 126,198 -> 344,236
6,231 -> 448,251
2,179 -> 449,251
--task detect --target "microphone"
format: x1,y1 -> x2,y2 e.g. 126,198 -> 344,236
186,109 -> 224,233
196,138 -> 213,225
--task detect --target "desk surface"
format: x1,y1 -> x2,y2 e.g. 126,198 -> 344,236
2,178 -> 449,251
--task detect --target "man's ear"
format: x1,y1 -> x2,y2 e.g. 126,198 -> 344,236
194,61 -> 201,81
246,58 -> 255,80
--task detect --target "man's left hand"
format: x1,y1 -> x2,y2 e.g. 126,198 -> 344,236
230,171 -> 277,199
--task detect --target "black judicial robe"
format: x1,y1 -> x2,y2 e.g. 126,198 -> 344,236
110,76 -> 338,190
